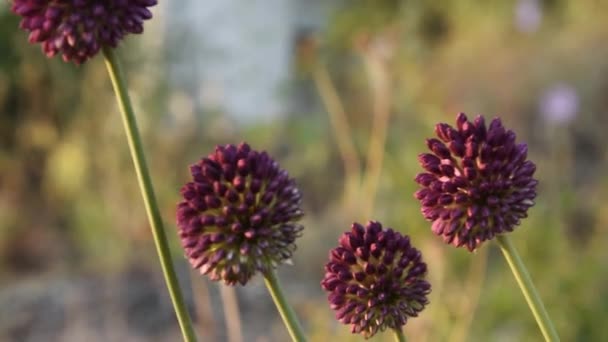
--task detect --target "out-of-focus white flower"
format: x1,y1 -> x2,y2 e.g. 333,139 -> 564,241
539,83 -> 579,125
514,0 -> 543,34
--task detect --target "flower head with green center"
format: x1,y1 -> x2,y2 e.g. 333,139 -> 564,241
177,143 -> 304,286
415,113 -> 538,251
11,0 -> 157,64
321,221 -> 431,339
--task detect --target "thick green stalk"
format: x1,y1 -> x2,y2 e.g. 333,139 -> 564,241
496,234 -> 559,342
102,46 -> 197,342
393,328 -> 407,342
263,270 -> 307,342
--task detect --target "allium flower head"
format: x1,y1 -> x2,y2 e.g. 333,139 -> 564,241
321,221 -> 431,339
177,143 -> 304,286
415,113 -> 538,251
11,0 -> 157,64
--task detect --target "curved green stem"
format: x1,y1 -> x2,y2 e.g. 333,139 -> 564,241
496,235 -> 559,342
102,46 -> 197,342
263,269 -> 307,342
393,328 -> 407,342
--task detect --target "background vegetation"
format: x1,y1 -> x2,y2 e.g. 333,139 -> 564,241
1,1 -> 608,341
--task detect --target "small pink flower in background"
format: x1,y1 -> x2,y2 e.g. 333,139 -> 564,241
539,83 -> 579,125
514,0 -> 542,34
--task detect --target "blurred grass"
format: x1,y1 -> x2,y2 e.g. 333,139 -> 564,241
1,1 -> 608,341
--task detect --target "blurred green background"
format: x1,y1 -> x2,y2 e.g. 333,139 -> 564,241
1,1 -> 608,341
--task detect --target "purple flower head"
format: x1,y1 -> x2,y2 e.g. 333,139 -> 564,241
321,221 -> 431,339
177,143 -> 304,286
11,0 -> 157,64
415,113 -> 538,251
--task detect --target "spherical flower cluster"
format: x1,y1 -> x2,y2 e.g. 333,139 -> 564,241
11,0 -> 157,64
321,221 -> 431,339
415,113 -> 538,251
177,143 -> 304,286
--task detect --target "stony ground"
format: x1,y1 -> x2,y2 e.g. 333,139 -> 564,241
0,263 -> 286,342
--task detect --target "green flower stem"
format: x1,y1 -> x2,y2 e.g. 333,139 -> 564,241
102,46 -> 197,342
496,234 -> 559,342
263,269 -> 307,342
393,328 -> 407,342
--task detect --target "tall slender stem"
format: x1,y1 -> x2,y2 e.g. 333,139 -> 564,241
496,235 -> 559,341
313,65 -> 361,202
102,47 -> 197,342
361,51 -> 391,219
220,285 -> 243,342
453,246 -> 488,342
393,328 -> 407,342
263,270 -> 307,342
190,272 -> 216,341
